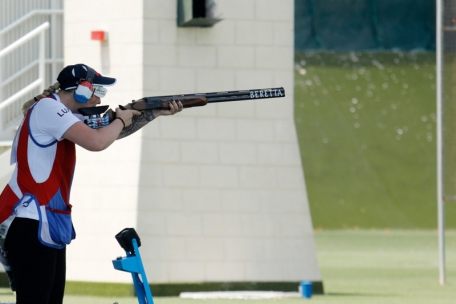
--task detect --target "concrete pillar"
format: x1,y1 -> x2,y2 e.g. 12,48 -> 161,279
65,0 -> 321,286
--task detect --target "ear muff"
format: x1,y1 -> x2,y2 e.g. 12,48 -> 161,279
74,66 -> 96,103
74,81 -> 94,103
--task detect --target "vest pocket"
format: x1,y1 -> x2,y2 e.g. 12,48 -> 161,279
45,199 -> 75,246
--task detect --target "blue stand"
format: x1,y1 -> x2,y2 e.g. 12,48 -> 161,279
112,238 -> 154,304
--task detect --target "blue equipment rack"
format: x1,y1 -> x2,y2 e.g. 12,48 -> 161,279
112,228 -> 154,304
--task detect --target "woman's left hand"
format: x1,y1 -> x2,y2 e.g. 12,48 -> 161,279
154,100 -> 183,117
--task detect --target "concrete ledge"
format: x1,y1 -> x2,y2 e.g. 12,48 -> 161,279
62,280 -> 324,297
180,291 -> 300,299
0,273 -> 9,288
0,147 -> 13,191
0,142 -> 12,155
0,272 -> 324,296
150,281 -> 324,296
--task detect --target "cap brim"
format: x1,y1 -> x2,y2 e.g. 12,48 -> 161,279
93,75 -> 116,87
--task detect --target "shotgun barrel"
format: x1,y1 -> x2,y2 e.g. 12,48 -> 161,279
145,87 -> 285,103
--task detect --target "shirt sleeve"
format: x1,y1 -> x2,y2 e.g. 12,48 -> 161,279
31,97 -> 82,143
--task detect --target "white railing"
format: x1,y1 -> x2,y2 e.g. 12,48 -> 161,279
0,3 -> 64,142
0,9 -> 64,83
0,22 -> 49,139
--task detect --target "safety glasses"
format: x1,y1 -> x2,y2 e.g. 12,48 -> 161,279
93,85 -> 107,98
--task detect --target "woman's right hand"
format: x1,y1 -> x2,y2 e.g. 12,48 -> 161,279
115,108 -> 141,127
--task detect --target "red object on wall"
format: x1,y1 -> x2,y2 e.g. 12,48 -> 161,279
91,31 -> 106,41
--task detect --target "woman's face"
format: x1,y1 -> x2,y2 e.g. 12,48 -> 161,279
83,94 -> 102,107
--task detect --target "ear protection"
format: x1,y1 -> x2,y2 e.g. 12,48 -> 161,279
74,66 -> 96,103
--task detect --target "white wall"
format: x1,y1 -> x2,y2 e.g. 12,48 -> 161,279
0,149 -> 13,198
64,0 -> 321,284
63,0 -> 144,282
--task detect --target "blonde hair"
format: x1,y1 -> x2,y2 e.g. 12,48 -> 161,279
22,82 -> 61,115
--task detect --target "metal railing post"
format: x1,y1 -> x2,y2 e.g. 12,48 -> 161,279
0,35 -> 3,103
0,36 -> 2,130
436,0 -> 446,286
39,30 -> 46,93
51,13 -> 57,82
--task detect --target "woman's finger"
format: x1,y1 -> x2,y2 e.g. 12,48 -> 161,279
171,100 -> 178,114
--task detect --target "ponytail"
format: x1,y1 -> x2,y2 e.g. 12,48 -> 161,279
22,82 -> 61,115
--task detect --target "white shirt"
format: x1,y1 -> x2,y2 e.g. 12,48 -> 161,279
11,94 -> 84,220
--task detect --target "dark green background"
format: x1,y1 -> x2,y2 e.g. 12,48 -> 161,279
295,0 -> 436,51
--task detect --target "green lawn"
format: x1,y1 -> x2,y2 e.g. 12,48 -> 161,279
314,229 -> 456,303
1,230 -> 455,304
294,52 -> 454,229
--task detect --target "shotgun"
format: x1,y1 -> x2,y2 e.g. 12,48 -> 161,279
121,87 -> 285,111
78,87 -> 286,138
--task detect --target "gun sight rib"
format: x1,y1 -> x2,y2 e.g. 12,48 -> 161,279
149,87 -> 285,103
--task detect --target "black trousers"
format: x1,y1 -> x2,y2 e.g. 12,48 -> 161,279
5,217 -> 66,304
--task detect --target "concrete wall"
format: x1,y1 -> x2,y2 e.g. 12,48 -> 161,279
63,0 -> 144,282
0,149 -> 13,195
64,0 -> 321,284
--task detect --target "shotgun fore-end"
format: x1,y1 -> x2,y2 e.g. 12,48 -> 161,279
163,97 -> 208,109
127,96 -> 207,111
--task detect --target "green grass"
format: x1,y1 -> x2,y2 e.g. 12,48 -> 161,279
2,230 -> 454,303
313,229 -> 456,303
293,52 -> 455,229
